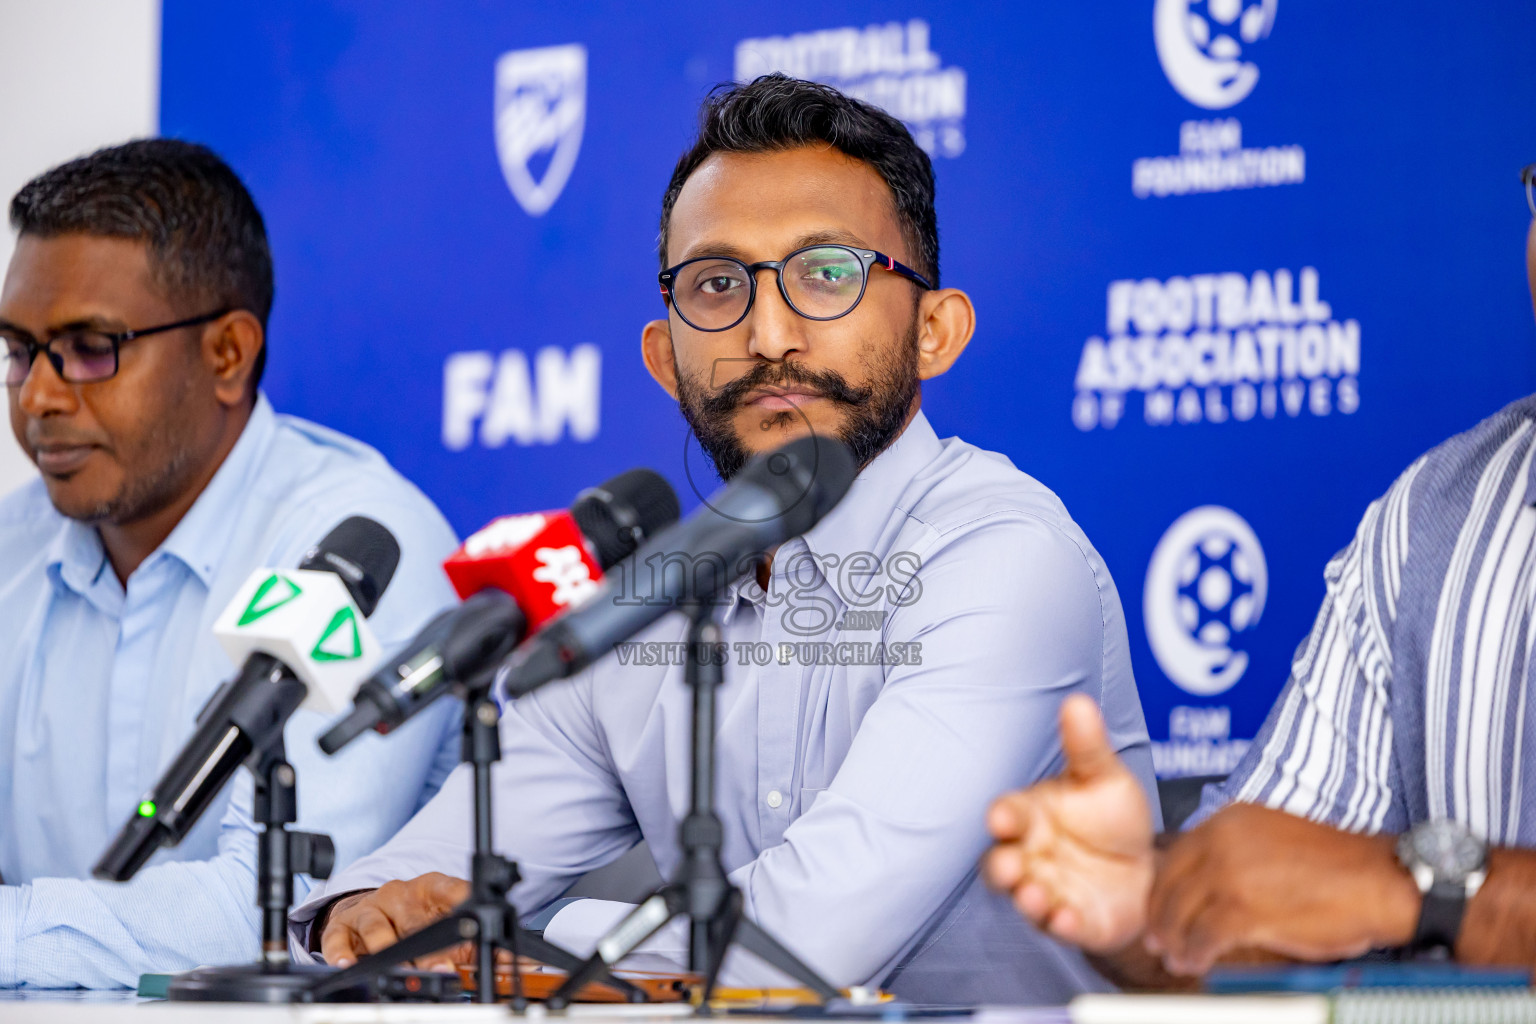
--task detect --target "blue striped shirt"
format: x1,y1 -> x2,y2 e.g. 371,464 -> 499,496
1192,394 -> 1536,843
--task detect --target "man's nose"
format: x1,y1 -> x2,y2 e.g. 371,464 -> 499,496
16,350 -> 79,419
745,270 -> 809,362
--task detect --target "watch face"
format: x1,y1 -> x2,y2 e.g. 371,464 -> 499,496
1412,821 -> 1487,881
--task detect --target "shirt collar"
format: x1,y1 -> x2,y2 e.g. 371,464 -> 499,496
46,517 -> 111,601
46,393 -> 279,594
798,408 -> 941,566
159,394 -> 278,587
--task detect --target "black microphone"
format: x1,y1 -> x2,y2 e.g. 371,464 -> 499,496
500,434 -> 857,698
92,517 -> 400,883
318,469 -> 680,755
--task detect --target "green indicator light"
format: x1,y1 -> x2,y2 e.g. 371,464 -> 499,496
137,800 -> 157,818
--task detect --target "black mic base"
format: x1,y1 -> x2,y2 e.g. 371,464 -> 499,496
165,962 -> 371,1003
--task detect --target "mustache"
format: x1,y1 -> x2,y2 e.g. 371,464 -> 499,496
697,361 -> 874,418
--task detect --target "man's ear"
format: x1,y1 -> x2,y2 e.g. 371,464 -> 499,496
641,317 -> 680,399
204,310 -> 265,408
914,288 -> 976,381
1525,216 -> 1535,323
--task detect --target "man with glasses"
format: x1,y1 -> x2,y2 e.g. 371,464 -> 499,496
985,162 -> 1536,982
294,75 -> 1157,1004
0,139 -> 463,987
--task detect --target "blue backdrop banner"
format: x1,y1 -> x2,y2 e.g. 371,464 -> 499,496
159,1 -> 1536,775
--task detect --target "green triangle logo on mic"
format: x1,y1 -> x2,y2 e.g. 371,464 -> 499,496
238,574 -> 303,626
311,605 -> 362,662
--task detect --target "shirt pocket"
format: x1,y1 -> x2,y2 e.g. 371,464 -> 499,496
798,786 -> 828,815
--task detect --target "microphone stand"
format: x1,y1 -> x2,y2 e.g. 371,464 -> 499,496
547,602 -> 840,1010
166,733 -> 366,1002
307,677 -> 645,1006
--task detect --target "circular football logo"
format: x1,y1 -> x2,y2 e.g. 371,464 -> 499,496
1154,0 -> 1278,110
1144,505 -> 1267,695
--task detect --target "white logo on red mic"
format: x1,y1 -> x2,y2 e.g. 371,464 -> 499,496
532,545 -> 599,607
463,514 -> 548,558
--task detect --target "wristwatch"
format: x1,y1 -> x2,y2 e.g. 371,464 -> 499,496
1395,819 -> 1488,956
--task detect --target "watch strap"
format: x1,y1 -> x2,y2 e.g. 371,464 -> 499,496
1412,880 -> 1468,954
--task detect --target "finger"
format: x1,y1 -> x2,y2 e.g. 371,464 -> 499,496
1179,901 -> 1242,976
413,956 -> 459,974
1044,903 -> 1085,947
987,792 -> 1033,840
1145,827 -> 1206,932
412,943 -> 466,974
351,905 -> 407,957
1011,857 -> 1075,933
424,873 -> 472,913
375,876 -> 466,937
983,842 -> 1029,890
1016,881 -> 1053,924
1059,694 -> 1119,782
321,919 -> 367,969
330,930 -> 368,970
1150,870 -> 1220,973
1142,847 -> 1210,964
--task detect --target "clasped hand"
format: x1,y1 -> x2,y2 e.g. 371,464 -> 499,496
319,872 -> 472,971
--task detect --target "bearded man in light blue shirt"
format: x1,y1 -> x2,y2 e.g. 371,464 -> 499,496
0,139 -> 463,988
302,76 -> 1158,1005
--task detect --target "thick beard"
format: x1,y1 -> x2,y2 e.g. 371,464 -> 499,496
675,317 -> 921,481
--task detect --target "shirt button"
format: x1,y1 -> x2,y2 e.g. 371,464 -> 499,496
766,790 -> 784,809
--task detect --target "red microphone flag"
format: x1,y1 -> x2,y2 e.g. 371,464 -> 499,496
442,511 -> 604,629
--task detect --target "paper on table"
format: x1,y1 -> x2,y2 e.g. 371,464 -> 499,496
1070,994 -> 1329,1024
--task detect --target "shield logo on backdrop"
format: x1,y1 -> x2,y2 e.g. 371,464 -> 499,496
495,43 -> 587,217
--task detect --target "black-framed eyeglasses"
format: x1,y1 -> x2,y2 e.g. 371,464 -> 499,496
1523,164 -> 1535,218
2,308 -> 230,387
658,244 -> 934,333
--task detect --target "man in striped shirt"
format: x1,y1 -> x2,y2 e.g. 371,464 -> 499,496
983,166 -> 1536,982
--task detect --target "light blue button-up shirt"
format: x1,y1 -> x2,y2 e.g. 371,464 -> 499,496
0,394 -> 463,988
295,411 -> 1158,1004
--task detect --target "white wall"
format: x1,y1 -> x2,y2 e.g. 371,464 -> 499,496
0,0 -> 161,499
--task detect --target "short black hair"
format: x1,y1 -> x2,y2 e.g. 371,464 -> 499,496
660,74 -> 940,288
9,138 -> 274,391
